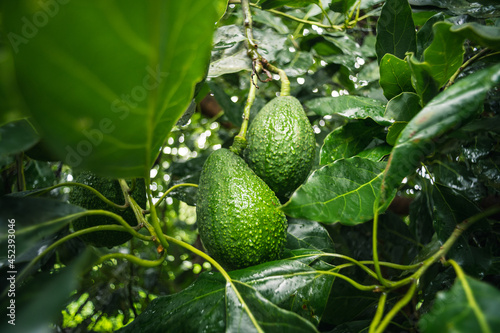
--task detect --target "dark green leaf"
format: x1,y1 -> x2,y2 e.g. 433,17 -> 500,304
432,185 -> 491,277
283,51 -> 314,77
208,81 -> 243,127
0,197 -> 84,257
386,122 -> 407,146
4,0 -> 222,178
384,92 -> 422,121
379,54 -> 415,100
416,13 -> 445,60
282,157 -> 396,225
305,96 -> 390,125
0,250 -> 95,333
120,261 -> 332,332
261,0 -> 319,10
381,63 -> 500,199
412,0 -> 500,18
407,55 -> 440,105
421,22 -> 466,87
419,275 -> 500,332
232,261 -> 334,327
451,22 -> 500,51
431,161 -> 486,202
0,118 -> 39,157
329,0 -> 357,14
375,0 -> 416,63
409,179 -> 434,246
356,144 -> 393,161
285,218 -> 335,254
320,120 -> 383,164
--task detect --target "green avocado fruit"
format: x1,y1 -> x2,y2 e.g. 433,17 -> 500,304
244,96 -> 316,201
69,171 -> 146,248
196,148 -> 287,270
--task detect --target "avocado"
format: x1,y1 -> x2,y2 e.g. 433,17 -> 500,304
196,148 -> 287,270
244,96 -> 316,201
69,171 -> 146,248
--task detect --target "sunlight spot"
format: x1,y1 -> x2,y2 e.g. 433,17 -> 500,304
297,77 -> 305,85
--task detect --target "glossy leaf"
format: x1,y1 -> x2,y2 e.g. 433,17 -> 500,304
384,92 -> 422,122
375,0 -> 416,63
285,218 -> 335,254
421,22 -> 465,87
119,260 -> 334,332
208,81 -> 243,127
419,275 -> 500,332
282,157 -> 396,225
385,92 -> 422,145
261,0 -> 319,10
283,51 -> 314,77
409,180 -> 434,246
356,144 -> 392,161
305,96 -> 390,125
0,118 -> 39,157
379,54 -> 415,100
415,0 -> 500,18
431,161 -> 485,202
4,0 -> 222,178
0,250 -> 95,333
432,185 -> 491,276
381,63 -> 500,199
407,56 -> 440,105
320,120 -> 382,164
416,13 -> 445,60
0,197 -> 84,257
329,0 -> 357,14
451,22 -> 500,51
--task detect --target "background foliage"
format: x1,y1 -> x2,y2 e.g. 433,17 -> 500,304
1,0 -> 500,332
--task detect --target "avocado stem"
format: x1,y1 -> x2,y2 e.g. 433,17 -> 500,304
263,60 -> 290,96
230,62 -> 260,155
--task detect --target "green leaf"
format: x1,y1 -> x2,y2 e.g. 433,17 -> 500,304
283,51 -> 314,77
381,63 -> 500,198
419,275 -> 500,332
356,144 -> 392,161
379,54 -> 415,100
0,197 -> 84,257
407,56 -> 440,105
329,0 -> 357,14
305,96 -> 391,125
282,157 -> 396,225
208,81 -> 243,127
386,122 -> 407,146
384,92 -> 422,121
421,22 -> 466,87
261,0 -> 319,10
384,92 -> 422,145
320,120 -> 383,164
4,0 -> 222,178
416,13 -> 445,60
375,0 -> 416,63
451,22 -> 500,51
119,261 -> 332,332
285,218 -> 335,254
0,119 -> 39,157
432,185 -> 491,276
0,250 -> 95,333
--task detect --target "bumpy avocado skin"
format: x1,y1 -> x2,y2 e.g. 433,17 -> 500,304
196,148 -> 287,270
244,96 -> 316,201
69,171 -> 146,248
